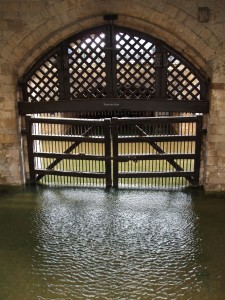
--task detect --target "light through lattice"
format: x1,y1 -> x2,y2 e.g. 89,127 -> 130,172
22,25 -> 207,105
116,32 -> 156,98
167,55 -> 200,100
68,32 -> 107,98
26,54 -> 59,102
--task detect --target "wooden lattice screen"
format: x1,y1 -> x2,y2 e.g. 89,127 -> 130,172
18,24 -> 209,115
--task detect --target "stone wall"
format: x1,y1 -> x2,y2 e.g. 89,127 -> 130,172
0,0 -> 225,190
204,52 -> 225,191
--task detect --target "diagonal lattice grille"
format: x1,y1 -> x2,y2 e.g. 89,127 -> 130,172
22,25 -> 207,107
116,32 -> 156,99
26,54 -> 59,102
68,32 -> 107,99
167,54 -> 200,101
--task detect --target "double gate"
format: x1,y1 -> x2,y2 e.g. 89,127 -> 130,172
25,115 -> 203,189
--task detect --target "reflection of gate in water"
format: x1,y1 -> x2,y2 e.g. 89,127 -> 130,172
26,115 -> 203,189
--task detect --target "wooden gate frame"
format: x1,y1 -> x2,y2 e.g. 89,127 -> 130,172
111,116 -> 203,188
26,116 -> 112,187
25,115 -> 203,188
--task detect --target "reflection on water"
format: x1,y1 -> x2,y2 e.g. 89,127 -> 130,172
0,186 -> 225,300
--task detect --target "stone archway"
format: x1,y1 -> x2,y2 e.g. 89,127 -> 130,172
18,21 -> 209,188
0,0 -> 224,190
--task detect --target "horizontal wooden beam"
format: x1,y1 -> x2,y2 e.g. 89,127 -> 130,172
18,98 -> 209,115
28,117 -> 106,125
117,153 -> 195,161
32,134 -> 104,143
118,171 -> 194,178
112,115 -> 199,124
34,152 -> 106,161
118,135 -> 196,142
35,169 -> 106,178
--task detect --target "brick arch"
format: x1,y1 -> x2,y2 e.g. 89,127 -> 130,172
1,0 -> 216,78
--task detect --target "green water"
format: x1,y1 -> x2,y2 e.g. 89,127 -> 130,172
0,186 -> 224,300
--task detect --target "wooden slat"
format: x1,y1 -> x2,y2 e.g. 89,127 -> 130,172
32,135 -> 105,143
34,152 -> 106,160
118,171 -> 194,178
117,153 -> 195,162
35,169 -> 106,178
30,116 -> 104,125
117,135 -> 196,142
112,115 -> 198,124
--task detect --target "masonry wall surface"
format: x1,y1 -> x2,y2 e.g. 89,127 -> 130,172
0,0 -> 225,191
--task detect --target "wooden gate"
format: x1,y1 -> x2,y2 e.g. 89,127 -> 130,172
26,116 -> 112,187
19,20 -> 208,189
111,115 -> 203,188
25,115 -> 203,189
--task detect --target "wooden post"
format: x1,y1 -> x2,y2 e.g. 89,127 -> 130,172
112,117 -> 119,188
193,115 -> 203,186
104,118 -> 112,188
26,115 -> 36,183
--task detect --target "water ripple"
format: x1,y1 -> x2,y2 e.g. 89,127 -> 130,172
27,189 -> 208,299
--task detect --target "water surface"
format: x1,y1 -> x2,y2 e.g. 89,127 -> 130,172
0,186 -> 225,299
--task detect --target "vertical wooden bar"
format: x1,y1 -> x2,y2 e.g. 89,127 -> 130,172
58,42 -> 71,100
112,117 -> 119,188
155,45 -> 168,98
104,118 -> 112,188
26,115 -> 36,183
105,22 -> 117,98
193,115 -> 203,186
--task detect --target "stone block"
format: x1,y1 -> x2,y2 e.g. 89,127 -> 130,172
175,9 -> 188,23
215,125 -> 225,134
0,20 -> 7,30
218,111 -> 225,118
204,184 -> 222,192
0,110 -> 13,119
184,16 -> 199,30
206,156 -> 218,166
208,134 -> 225,143
0,63 -> 14,75
208,175 -> 225,185
0,134 -> 18,144
162,3 -> 179,18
